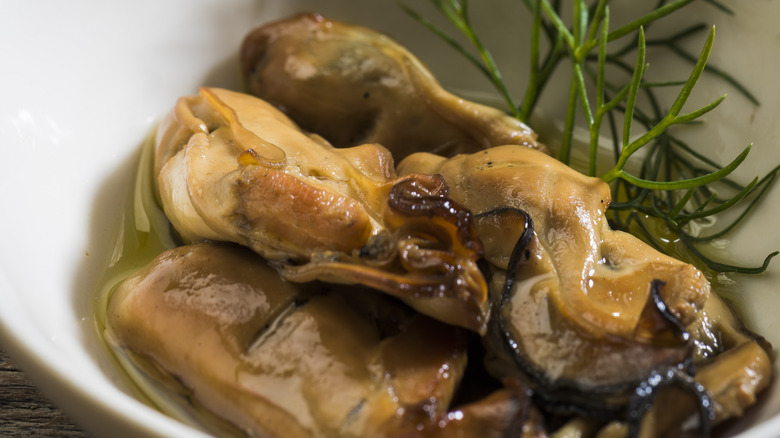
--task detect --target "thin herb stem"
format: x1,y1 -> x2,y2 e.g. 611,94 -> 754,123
403,0 -> 779,274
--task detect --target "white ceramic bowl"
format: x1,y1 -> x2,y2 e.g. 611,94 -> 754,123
1,1 -> 778,436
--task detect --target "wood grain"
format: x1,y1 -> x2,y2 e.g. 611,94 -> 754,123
0,348 -> 88,437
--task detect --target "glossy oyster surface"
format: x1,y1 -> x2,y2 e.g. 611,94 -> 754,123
154,87 -> 488,332
398,146 -> 772,430
240,13 -> 546,160
107,242 -> 542,438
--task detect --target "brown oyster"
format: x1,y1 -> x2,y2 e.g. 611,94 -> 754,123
398,146 -> 772,430
107,242 -> 545,438
240,13 -> 547,160
154,87 -> 488,332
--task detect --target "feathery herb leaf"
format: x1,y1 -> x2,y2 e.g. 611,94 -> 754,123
402,0 -> 779,274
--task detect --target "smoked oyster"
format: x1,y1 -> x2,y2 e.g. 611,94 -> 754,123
398,146 -> 772,434
107,242 -> 545,438
154,87 -> 488,332
240,13 -> 546,160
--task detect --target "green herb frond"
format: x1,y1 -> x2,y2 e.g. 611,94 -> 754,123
402,0 -> 779,275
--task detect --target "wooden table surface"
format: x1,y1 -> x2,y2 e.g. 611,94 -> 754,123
0,348 -> 88,437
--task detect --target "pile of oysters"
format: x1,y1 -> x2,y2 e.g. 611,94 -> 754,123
106,13 -> 771,438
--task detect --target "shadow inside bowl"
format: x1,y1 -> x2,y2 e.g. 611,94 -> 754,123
65,50 -> 249,437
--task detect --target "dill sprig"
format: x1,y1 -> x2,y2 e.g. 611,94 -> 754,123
402,0 -> 779,274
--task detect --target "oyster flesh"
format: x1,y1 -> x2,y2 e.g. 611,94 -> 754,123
107,242 -> 545,438
398,145 -> 772,432
154,87 -> 488,332
240,13 -> 546,160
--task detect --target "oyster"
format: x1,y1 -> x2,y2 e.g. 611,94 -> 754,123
398,146 -> 772,432
240,13 -> 546,160
107,242 -> 545,438
154,87 -> 488,332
